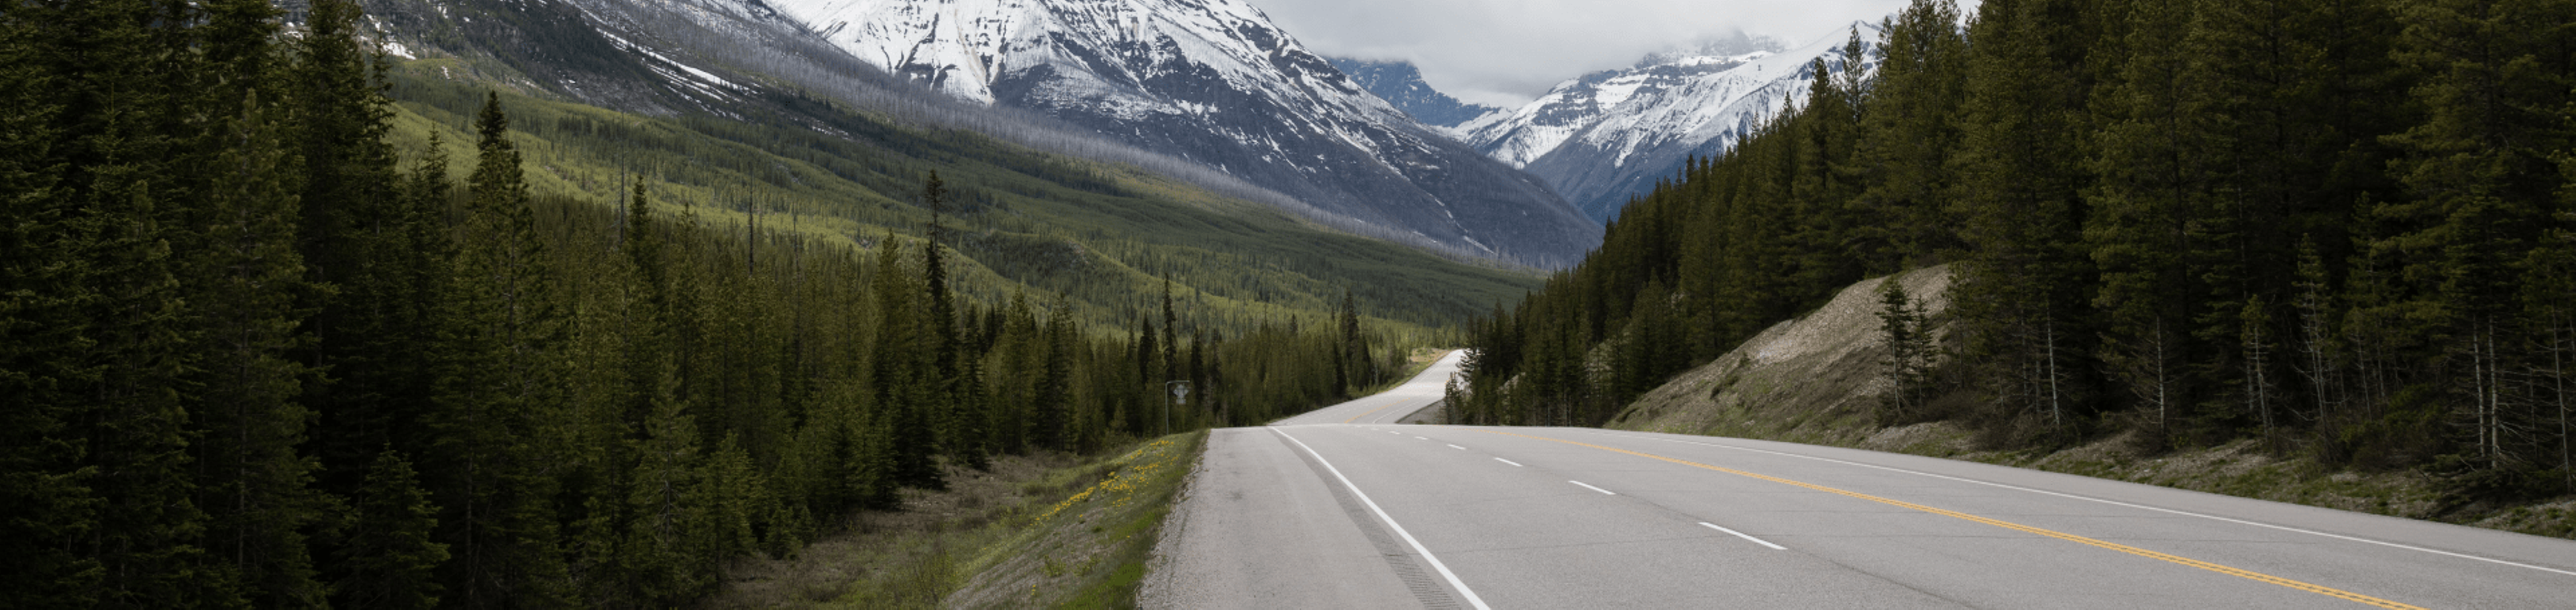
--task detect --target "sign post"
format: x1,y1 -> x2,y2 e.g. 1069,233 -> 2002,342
1165,380 -> 1191,436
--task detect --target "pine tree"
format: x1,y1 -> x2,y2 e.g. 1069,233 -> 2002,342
1036,298 -> 1078,448
2086,0 -> 2212,442
187,87 -> 331,609
1878,276 -> 1933,424
1947,0 -> 2104,435
338,448 -> 447,610
0,5 -> 97,603
294,0 -> 423,507
13,0 -> 238,605
2381,0 -> 2576,469
2291,237 -> 2343,424
918,172 -> 985,469
624,367 -> 705,607
429,93 -> 576,608
871,235 -> 943,490
1856,0 -> 1970,268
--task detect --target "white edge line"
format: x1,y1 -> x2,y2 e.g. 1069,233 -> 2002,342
1495,457 -> 1523,467
1270,427 -> 1493,610
1569,480 -> 1617,495
1700,522 -> 1787,550
1587,430 -> 2576,578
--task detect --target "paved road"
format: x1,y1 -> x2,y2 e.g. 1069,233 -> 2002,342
1269,350 -> 1465,426
1143,358 -> 2576,609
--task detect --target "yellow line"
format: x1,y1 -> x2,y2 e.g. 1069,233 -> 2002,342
1344,402 -> 1398,424
1480,430 -> 2424,610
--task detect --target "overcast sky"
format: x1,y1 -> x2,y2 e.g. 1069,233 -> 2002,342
1245,0 -> 1921,107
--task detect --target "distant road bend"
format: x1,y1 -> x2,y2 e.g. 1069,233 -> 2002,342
1142,351 -> 2576,609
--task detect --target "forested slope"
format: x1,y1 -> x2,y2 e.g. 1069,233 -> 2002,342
0,1 -> 1497,607
1454,0 -> 2576,515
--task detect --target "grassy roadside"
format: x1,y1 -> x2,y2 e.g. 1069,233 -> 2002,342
1850,422 -> 2576,540
708,431 -> 1208,609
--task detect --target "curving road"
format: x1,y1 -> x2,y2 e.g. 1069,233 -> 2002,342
1142,353 -> 2576,609
1271,350 -> 1469,426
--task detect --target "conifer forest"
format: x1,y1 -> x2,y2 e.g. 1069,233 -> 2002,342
1455,0 -> 2576,503
0,0 -> 1412,607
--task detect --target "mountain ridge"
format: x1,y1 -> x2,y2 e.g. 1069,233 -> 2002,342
354,0 -> 1597,267
1461,23 -> 1879,223
1325,56 -> 1503,129
762,0 -> 1600,266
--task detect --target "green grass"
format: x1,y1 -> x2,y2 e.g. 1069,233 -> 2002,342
705,432 -> 1206,609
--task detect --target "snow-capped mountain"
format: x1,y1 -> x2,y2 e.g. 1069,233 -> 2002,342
354,0 -> 1596,266
765,0 -> 1599,265
1326,57 -> 1501,129
1463,25 -> 1879,223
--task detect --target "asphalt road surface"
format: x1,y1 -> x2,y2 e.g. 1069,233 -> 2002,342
1142,355 -> 2576,609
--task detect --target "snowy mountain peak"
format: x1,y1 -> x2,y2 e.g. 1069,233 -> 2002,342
770,0 -> 1394,121
1326,56 -> 1502,129
1464,21 -> 1882,222
767,0 -> 1601,265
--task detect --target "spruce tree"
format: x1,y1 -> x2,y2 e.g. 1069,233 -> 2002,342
2085,0 -> 2212,441
1945,0 -> 2104,434
1856,0 -> 1971,268
429,93 -> 576,608
338,448 -> 447,610
188,88 -> 330,609
1878,276 -> 1932,424
17,0 -> 239,605
624,367 -> 705,607
2380,0 -> 2575,468
871,235 -> 943,489
290,0 -> 419,509
0,3 -> 103,605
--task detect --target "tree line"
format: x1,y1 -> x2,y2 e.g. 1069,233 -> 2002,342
1453,0 -> 2576,502
0,1 -> 1409,607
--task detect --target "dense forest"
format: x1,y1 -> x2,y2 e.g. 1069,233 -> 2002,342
0,1 -> 1411,607
1455,0 -> 2576,501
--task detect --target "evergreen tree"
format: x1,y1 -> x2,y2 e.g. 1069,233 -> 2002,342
1878,276 -> 1933,423
871,235 -> 943,489
2379,0 -> 2575,468
919,172 -> 985,469
13,0 -> 237,605
338,448 -> 447,610
187,88 -> 330,609
429,93 -> 576,608
624,367 -> 705,607
0,4 -> 97,602
1036,298 -> 1078,448
1946,0 -> 2104,435
291,0 -> 427,519
1856,0 -> 1971,268
2085,0 -> 2213,442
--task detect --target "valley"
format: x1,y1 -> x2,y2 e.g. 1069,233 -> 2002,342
11,0 -> 2576,607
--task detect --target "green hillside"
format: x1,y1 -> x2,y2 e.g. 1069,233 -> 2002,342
383,60 -> 1542,337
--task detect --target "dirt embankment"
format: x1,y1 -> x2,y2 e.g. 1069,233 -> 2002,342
1609,265 -> 1951,444
1604,265 -> 2575,540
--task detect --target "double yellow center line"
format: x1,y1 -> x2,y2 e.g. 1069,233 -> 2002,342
1344,401 -> 1401,423
1481,430 -> 2423,610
